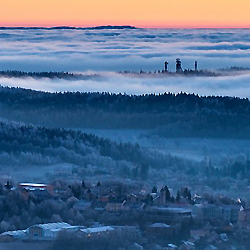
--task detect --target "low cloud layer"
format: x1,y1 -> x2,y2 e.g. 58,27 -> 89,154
0,28 -> 250,73
1,28 -> 250,97
1,72 -> 250,98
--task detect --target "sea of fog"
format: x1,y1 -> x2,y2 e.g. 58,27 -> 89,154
1,28 -> 250,97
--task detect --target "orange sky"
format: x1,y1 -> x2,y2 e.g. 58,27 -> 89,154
1,0 -> 250,28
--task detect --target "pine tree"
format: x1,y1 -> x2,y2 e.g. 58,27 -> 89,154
152,186 -> 157,193
5,181 -> 12,190
176,190 -> 180,202
164,186 -> 171,201
183,187 -> 189,198
187,190 -> 192,202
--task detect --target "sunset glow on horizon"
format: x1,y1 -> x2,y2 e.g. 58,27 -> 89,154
1,0 -> 250,28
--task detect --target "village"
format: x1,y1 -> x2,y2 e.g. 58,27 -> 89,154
0,177 -> 249,250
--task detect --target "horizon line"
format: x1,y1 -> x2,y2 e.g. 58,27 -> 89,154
0,24 -> 250,29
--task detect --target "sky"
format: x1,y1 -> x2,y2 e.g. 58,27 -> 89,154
0,0 -> 250,28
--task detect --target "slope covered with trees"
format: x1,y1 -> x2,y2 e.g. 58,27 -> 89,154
0,121 -> 193,174
0,86 -> 249,138
0,70 -> 99,80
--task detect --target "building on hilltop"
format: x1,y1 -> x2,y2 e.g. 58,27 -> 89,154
176,58 -> 183,73
165,61 -> 169,72
195,61 -> 198,71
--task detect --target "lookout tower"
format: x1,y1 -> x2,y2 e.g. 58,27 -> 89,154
164,61 -> 168,72
195,61 -> 198,71
176,58 -> 182,73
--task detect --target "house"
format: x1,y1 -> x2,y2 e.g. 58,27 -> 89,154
99,195 -> 109,203
192,203 -> 240,223
27,222 -> 79,240
93,201 -> 106,211
192,204 -> 204,220
146,223 -> 174,239
165,243 -> 178,249
146,206 -> 192,224
159,188 -> 167,205
99,190 -> 117,203
0,230 -> 27,241
106,201 -> 124,212
238,207 -> 250,224
179,241 -> 195,250
193,194 -> 207,204
73,200 -> 91,211
222,223 -> 234,233
127,194 -> 138,203
18,183 -> 54,195
153,187 -> 169,205
122,201 -> 146,212
202,204 -> 217,220
86,189 -> 97,201
136,190 -> 147,201
190,229 -> 210,238
0,223 -> 80,242
18,183 -> 55,201
26,188 -> 54,201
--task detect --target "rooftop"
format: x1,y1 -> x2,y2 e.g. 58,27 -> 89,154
28,222 -> 74,230
152,206 -> 192,213
19,183 -> 49,187
1,230 -> 26,237
148,223 -> 170,228
168,243 -> 178,248
81,226 -> 114,234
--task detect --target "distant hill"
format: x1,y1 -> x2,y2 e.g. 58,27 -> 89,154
0,86 -> 250,138
0,25 -> 139,30
0,70 -> 101,80
0,120 -> 185,171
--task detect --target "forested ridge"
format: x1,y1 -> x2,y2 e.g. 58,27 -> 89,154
0,121 -> 188,171
0,86 -> 250,137
0,70 -> 99,80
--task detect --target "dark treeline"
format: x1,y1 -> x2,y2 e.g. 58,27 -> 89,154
0,86 -> 250,138
0,71 -> 99,80
121,69 -> 220,77
206,160 -> 250,179
219,66 -> 250,72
